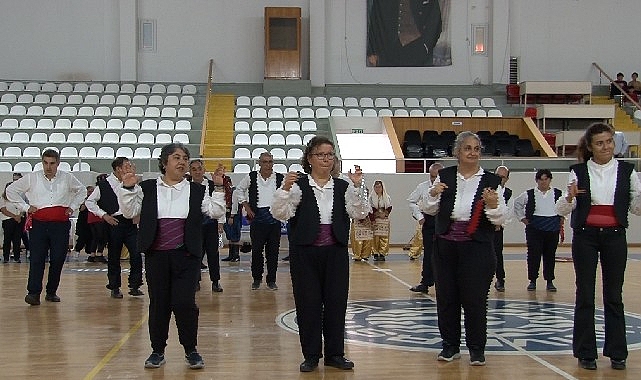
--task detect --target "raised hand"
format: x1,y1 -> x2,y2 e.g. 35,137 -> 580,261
347,165 -> 363,187
282,171 -> 300,191
482,187 -> 499,209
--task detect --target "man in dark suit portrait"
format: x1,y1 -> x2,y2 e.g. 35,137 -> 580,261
367,0 -> 443,67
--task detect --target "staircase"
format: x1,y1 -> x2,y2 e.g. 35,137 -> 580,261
592,96 -> 638,131
201,94 -> 235,172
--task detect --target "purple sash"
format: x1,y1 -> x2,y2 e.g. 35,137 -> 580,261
151,218 -> 186,251
312,224 -> 337,246
439,220 -> 472,242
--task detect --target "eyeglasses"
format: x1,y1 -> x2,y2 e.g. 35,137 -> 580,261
311,152 -> 335,159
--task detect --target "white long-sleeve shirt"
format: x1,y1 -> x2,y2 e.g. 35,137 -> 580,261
6,170 -> 86,213
85,173 -> 123,218
421,167 -> 508,226
513,187 -> 560,221
407,179 -> 434,221
556,158 -> 641,217
232,172 -> 279,214
118,177 -> 226,220
270,177 -> 369,223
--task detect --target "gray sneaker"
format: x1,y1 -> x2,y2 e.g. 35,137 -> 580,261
144,352 -> 166,368
185,351 -> 205,369
251,281 -> 260,290
267,282 -> 278,290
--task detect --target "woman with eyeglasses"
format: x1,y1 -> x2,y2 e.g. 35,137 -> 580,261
271,136 -> 370,373
421,131 -> 508,366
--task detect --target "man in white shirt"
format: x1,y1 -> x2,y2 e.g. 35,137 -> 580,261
232,152 -> 284,290
407,162 -> 442,293
613,130 -> 629,158
6,149 -> 86,305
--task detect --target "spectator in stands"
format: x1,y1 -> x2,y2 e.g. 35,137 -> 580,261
2,183 -> 26,263
421,131 -> 508,366
369,180 -> 392,261
119,143 -> 226,370
493,165 -> 513,292
6,149 -> 86,305
407,162 -> 443,293
613,129 -> 629,158
189,159 -> 225,293
271,136 -> 369,372
555,122 -> 641,371
513,169 -> 563,292
233,152 -> 283,290
367,0 -> 442,67
610,72 -> 628,99
86,157 -> 144,299
628,72 -> 641,94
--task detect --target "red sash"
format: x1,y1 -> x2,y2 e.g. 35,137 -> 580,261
87,212 -> 102,224
32,206 -> 69,222
585,205 -> 619,227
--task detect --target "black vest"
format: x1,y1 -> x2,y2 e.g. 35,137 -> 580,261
435,166 -> 501,242
137,179 -> 205,258
288,175 -> 350,246
524,188 -> 562,219
503,187 -> 513,203
248,171 -> 283,213
570,161 -> 633,228
96,178 -> 119,215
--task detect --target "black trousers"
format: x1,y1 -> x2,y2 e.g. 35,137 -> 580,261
106,217 -> 142,290
290,244 -> 349,360
493,227 -> 505,281
146,249 -> 200,355
525,226 -> 559,281
202,222 -> 220,282
27,220 -> 70,295
2,217 -> 24,260
249,222 -> 281,283
572,226 -> 628,361
88,222 -> 107,254
420,224 -> 436,286
433,237 -> 495,352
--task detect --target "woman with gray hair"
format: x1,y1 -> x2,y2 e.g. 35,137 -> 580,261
421,131 -> 508,366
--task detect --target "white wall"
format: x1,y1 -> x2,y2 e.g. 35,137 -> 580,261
2,0 -> 639,85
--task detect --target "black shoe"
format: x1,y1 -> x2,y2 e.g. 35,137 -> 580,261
25,294 -> 40,306
299,358 -> 319,372
144,352 -> 166,369
611,359 -> 626,370
185,351 -> 204,369
12,256 -> 21,263
128,288 -> 144,296
3,258 -> 9,264
212,282 -> 223,293
353,258 -> 362,262
409,256 -> 417,261
267,282 -> 278,290
494,280 -> 505,292
324,355 -> 354,370
546,281 -> 557,292
282,256 -> 290,261
372,254 -> 380,261
251,281 -> 260,290
362,256 -> 369,261
527,281 -> 536,291
437,347 -> 461,362
221,256 -> 233,262
578,358 -> 597,370
200,263 -> 207,269
410,283 -> 429,293
111,289 -> 123,299
45,293 -> 61,302
95,255 -> 107,263
379,255 -> 386,261
230,257 -> 240,262
87,256 -> 96,263
469,351 -> 486,366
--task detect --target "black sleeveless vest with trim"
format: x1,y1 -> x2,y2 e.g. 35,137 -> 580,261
96,179 -> 119,215
570,161 -> 633,228
248,171 -> 284,213
435,166 -> 501,242
524,188 -> 562,218
137,179 -> 205,257
288,175 -> 350,246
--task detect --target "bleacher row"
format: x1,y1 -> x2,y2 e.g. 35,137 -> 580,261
0,81 -> 197,95
0,81 -> 201,173
403,130 -> 538,159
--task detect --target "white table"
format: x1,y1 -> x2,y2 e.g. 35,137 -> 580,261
520,81 -> 592,105
536,104 -> 614,133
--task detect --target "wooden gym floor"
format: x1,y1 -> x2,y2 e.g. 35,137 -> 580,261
1,246 -> 640,379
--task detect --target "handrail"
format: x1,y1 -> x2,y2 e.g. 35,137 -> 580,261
592,62 -> 641,111
199,59 -> 214,156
